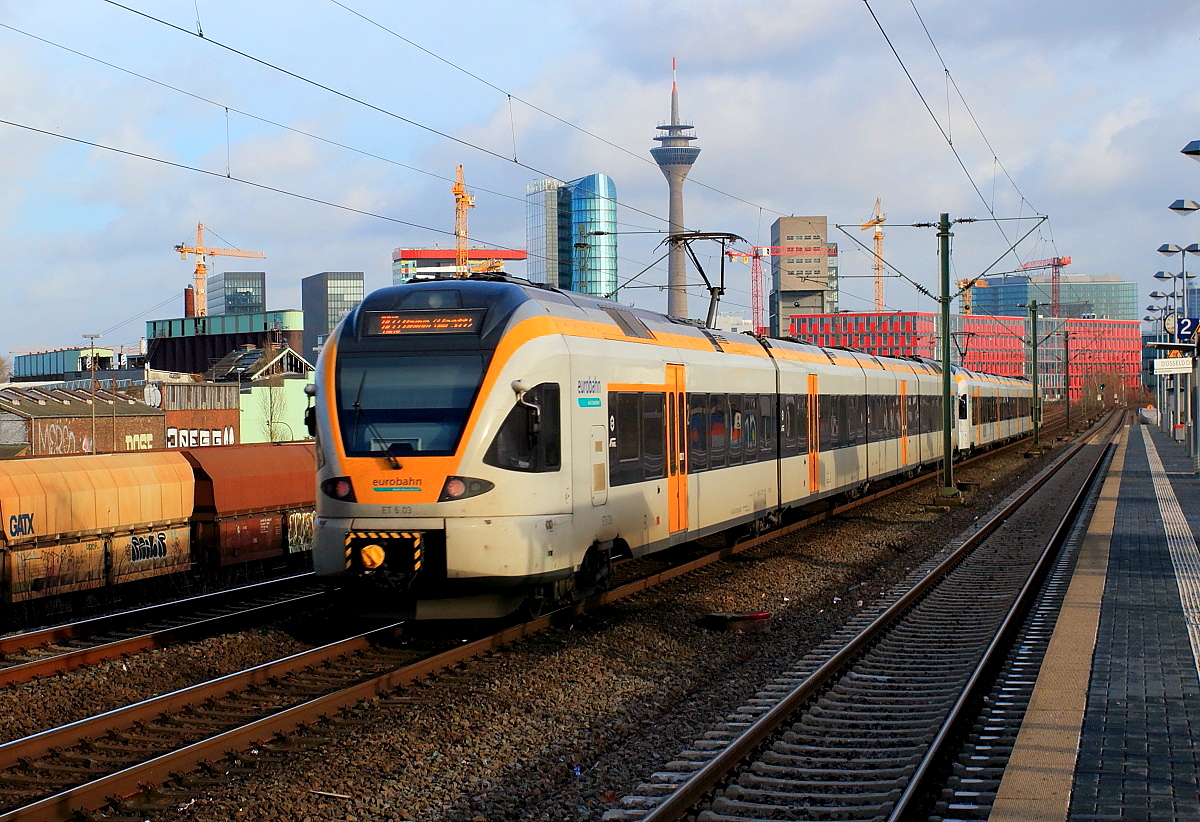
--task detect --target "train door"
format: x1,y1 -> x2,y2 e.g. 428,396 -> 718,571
590,425 -> 608,506
666,364 -> 687,533
807,374 -> 819,493
899,379 -> 909,466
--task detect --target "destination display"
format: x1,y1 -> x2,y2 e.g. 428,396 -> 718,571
366,310 -> 483,335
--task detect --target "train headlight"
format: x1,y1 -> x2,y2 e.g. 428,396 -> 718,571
438,476 -> 495,502
360,543 -> 386,570
321,476 -> 356,502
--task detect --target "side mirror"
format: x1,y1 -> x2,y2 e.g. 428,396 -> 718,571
304,406 -> 316,437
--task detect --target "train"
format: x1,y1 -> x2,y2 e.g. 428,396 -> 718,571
0,442 -> 315,606
308,276 -> 1034,619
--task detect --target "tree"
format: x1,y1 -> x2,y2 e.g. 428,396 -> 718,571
0,354 -> 11,383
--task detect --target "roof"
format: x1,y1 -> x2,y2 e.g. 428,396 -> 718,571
205,344 -> 314,383
183,442 -> 315,515
0,386 -> 165,419
395,248 -> 527,261
0,451 -> 194,544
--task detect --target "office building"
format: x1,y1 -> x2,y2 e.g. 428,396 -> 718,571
525,174 -> 618,297
302,271 -> 364,360
788,311 -> 1141,403
972,273 -> 1138,321
769,216 -> 839,337
206,271 -> 266,316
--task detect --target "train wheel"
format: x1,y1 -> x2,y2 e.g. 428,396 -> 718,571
572,544 -> 613,601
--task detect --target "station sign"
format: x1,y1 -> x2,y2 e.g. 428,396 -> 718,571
1154,356 -> 1195,375
1178,317 -> 1199,343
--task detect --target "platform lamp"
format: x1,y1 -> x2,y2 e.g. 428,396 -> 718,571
1176,140 -> 1200,470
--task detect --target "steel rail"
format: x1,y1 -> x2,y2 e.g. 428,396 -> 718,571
887,413 -> 1123,820
0,573 -> 316,656
636,411 -> 1120,822
0,589 -> 329,686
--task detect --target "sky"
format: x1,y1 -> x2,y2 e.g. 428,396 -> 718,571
3,0 -> 1200,362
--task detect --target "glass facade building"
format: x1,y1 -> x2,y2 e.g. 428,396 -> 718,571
206,271 -> 266,316
525,173 -> 617,297
972,273 -> 1138,321
301,271 -> 364,360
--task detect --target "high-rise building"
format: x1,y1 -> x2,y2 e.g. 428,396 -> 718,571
206,271 -> 266,316
768,217 -> 839,337
972,273 -> 1138,320
651,59 -> 700,319
302,271 -> 364,360
525,174 -> 618,297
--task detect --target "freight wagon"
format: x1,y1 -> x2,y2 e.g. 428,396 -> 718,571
0,442 -> 315,605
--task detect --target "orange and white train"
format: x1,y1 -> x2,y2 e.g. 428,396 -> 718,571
308,276 -> 1032,619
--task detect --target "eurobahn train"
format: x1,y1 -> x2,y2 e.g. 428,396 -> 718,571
308,276 -> 1033,619
0,442 -> 315,605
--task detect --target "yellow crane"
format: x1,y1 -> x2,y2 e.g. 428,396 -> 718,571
956,278 -> 988,314
860,198 -> 886,312
174,223 -> 266,316
452,165 -> 475,277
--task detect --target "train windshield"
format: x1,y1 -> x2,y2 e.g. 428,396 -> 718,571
336,353 -> 486,457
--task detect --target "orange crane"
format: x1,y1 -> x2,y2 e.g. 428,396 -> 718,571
174,223 -> 266,317
956,278 -> 988,314
726,242 -> 838,336
1019,256 -> 1071,317
452,165 -> 475,277
861,198 -> 886,312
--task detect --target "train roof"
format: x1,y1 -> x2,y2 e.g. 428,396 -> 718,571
355,276 -> 1018,380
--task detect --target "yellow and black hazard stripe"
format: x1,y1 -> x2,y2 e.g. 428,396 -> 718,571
343,531 -> 423,571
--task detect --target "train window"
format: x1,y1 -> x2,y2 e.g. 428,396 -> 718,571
483,383 -> 561,472
688,395 -> 708,472
727,395 -> 743,465
796,394 -> 808,453
744,395 -> 759,458
336,352 -> 485,457
642,393 -> 666,480
608,392 -> 643,487
615,393 -> 641,463
846,395 -> 865,448
782,395 -> 798,456
708,394 -> 727,468
958,395 -> 969,421
758,394 -> 776,458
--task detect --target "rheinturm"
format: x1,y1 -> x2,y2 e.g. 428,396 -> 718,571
650,58 -> 700,319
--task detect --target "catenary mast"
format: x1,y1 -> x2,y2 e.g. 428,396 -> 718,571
651,58 -> 701,319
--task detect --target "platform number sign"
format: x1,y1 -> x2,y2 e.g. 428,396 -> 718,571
1178,317 -> 1199,343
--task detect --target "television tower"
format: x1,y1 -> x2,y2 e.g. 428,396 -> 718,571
651,58 -> 701,319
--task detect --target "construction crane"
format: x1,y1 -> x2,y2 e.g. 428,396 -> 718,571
860,198 -> 886,312
452,165 -> 475,277
174,223 -> 266,317
956,278 -> 989,315
725,242 -> 838,336
1019,256 -> 1071,317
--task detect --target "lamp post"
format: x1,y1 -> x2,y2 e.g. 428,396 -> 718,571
1153,271 -> 1190,432
82,333 -> 100,454
1175,140 -> 1200,471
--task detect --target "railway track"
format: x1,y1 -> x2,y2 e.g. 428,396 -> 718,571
0,574 -> 328,686
0,426 -> 1076,821
602,411 -> 1125,821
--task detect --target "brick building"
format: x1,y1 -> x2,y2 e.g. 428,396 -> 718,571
0,385 -> 166,457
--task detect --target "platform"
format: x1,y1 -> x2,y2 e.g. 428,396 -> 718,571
992,419 -> 1200,821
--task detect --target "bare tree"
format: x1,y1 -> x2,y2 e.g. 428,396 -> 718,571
257,376 -> 291,442
0,354 -> 11,383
